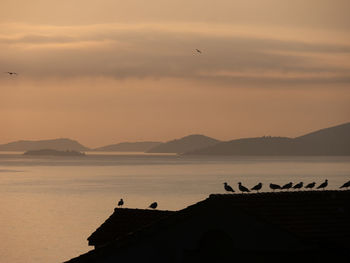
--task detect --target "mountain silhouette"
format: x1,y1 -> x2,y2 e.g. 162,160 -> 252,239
0,138 -> 90,151
147,134 -> 220,154
94,142 -> 161,152
185,122 -> 350,156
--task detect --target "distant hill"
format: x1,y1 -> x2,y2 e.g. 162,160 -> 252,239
0,138 -> 90,151
185,122 -> 350,156
23,149 -> 85,156
94,142 -> 161,152
147,134 -> 220,154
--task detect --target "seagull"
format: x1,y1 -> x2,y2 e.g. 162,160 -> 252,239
305,182 -> 316,190
117,198 -> 124,207
317,179 -> 328,190
293,182 -> 303,190
238,182 -> 250,193
340,180 -> 350,189
269,183 -> 281,192
281,182 -> 293,191
4,72 -> 18,75
149,202 -> 158,209
251,182 -> 262,193
195,49 -> 202,54
223,182 -> 235,193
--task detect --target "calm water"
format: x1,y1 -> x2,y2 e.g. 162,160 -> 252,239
0,153 -> 349,262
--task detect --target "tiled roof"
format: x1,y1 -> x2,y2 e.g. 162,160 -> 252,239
87,208 -> 175,247
207,191 -> 350,247
67,190 -> 350,262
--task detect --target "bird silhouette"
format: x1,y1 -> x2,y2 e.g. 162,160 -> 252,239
269,183 -> 281,192
118,198 -> 124,207
251,182 -> 262,193
238,182 -> 250,193
281,182 -> 293,191
149,202 -> 158,209
4,71 -> 18,75
340,180 -> 350,189
317,179 -> 328,190
195,49 -> 202,54
223,182 -> 235,193
293,182 -> 303,190
305,182 -> 316,189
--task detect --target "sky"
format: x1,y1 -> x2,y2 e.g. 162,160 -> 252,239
1,0 -> 349,147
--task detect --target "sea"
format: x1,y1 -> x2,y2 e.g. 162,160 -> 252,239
0,152 -> 349,263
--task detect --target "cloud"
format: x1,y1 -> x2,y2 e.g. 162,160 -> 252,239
0,23 -> 349,86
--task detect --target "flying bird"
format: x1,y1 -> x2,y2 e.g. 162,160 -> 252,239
4,72 -> 18,75
305,182 -> 316,189
195,49 -> 202,54
293,182 -> 303,190
251,182 -> 262,193
238,182 -> 250,193
149,202 -> 158,209
118,198 -> 124,207
317,179 -> 328,190
223,182 -> 235,193
281,182 -> 293,191
340,180 -> 350,189
269,183 -> 281,192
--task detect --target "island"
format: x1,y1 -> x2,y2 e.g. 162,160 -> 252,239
23,149 -> 86,156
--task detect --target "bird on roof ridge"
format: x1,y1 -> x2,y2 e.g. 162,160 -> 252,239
269,183 -> 281,192
251,182 -> 262,193
305,182 -> 316,190
223,182 -> 235,193
149,202 -> 158,209
317,179 -> 328,190
340,180 -> 350,189
293,182 -> 303,191
238,182 -> 250,193
282,182 -> 293,191
118,198 -> 124,207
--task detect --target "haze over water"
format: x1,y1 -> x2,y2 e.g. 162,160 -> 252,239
0,152 -> 349,263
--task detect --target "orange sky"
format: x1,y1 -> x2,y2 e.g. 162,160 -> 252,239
1,0 -> 349,147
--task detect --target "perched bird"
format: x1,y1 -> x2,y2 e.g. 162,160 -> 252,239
238,182 -> 250,193
281,182 -> 293,191
251,182 -> 262,193
223,182 -> 235,193
118,198 -> 124,207
195,49 -> 202,54
305,182 -> 316,189
269,183 -> 281,192
293,182 -> 303,190
149,202 -> 158,209
340,180 -> 350,189
4,71 -> 18,75
317,179 -> 328,190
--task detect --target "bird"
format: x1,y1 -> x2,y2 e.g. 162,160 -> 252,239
281,182 -> 293,191
149,202 -> 158,209
4,71 -> 18,75
195,49 -> 202,54
251,182 -> 262,193
293,182 -> 303,190
340,180 -> 350,189
238,182 -> 250,193
117,198 -> 124,207
269,183 -> 281,192
223,182 -> 235,193
305,182 -> 316,190
317,179 -> 328,190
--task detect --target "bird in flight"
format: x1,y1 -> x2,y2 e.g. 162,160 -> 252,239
4,72 -> 18,75
195,49 -> 202,54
